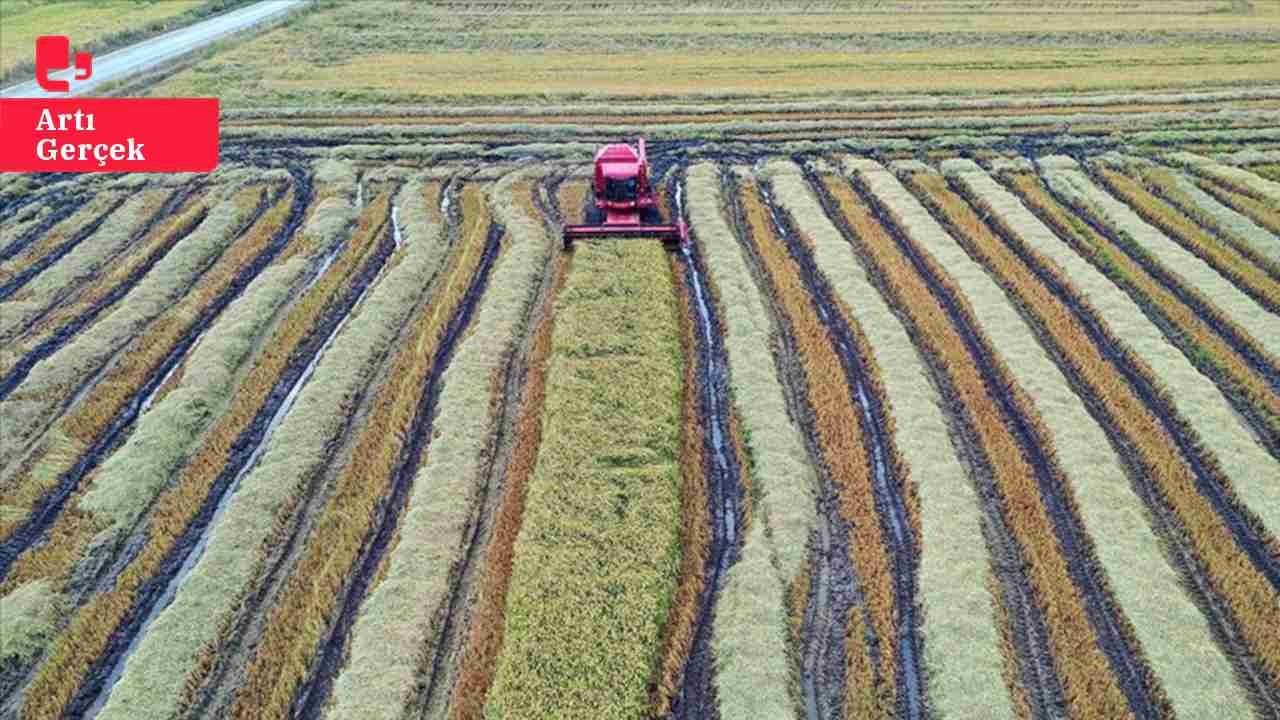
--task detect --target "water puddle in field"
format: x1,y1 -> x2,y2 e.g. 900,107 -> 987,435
391,205 -> 403,250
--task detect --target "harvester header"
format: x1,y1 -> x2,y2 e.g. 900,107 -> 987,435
562,138 -> 688,251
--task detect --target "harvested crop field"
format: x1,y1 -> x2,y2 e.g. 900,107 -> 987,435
5,1 -> 1280,719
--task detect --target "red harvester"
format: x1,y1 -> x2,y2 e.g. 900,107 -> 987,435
562,138 -> 688,251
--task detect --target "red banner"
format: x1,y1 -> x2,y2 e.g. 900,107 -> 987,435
0,98 -> 219,173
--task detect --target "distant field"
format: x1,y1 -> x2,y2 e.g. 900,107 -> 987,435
146,0 -> 1280,106
0,0 -> 252,84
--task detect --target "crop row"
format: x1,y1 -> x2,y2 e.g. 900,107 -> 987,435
849,158 -> 1138,719
1127,160 -> 1280,271
1039,161 -> 1280,529
447,179 -> 574,720
229,180 -> 491,720
929,159 -> 1268,716
481,233 -> 684,719
955,159 -> 1280,709
1001,166 -> 1280,482
88,175 -> 426,720
0,183 -> 276,550
742,169 -> 902,717
1092,166 -> 1280,315
326,171 -> 557,720
685,164 -> 813,720
221,86 -> 1280,122
13,174 -> 366,720
0,187 -> 188,352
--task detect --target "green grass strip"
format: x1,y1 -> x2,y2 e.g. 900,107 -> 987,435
484,239 -> 684,720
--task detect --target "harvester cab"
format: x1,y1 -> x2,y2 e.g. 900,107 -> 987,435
562,138 -> 689,251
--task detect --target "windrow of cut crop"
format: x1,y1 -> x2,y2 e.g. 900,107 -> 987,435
0,191 -> 128,303
325,171 -> 557,720
0,184 -> 273,550
847,158 -> 1138,720
751,162 -> 920,719
1124,160 -> 1280,269
933,160 -> 1264,717
1039,158 -> 1280,522
776,159 -> 1015,720
0,186 -> 302,597
1000,166 -> 1280,475
1038,161 -> 1280,368
824,166 -> 1075,720
481,236 -> 683,720
685,163 -> 813,720
90,174 -> 431,720
4,175 -> 369,720
0,194 -> 211,389
13,171 -> 398,720
228,182 -> 492,720
1186,173 -> 1280,238
729,174 -> 876,720
446,178 -> 572,720
1089,165 -> 1280,315
0,187 -> 193,354
1166,151 -> 1280,203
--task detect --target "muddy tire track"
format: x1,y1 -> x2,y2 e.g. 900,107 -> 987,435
0,176 -> 298,584
290,209 -> 504,720
409,177 -> 562,720
868,173 -> 1162,719
819,172 -> 1069,720
762,169 -> 925,720
669,172 -> 747,720
720,170 -> 862,720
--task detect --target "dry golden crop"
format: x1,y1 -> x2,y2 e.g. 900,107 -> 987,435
1003,171 -> 1280,453
959,172 -> 1280,691
1094,167 -> 1280,314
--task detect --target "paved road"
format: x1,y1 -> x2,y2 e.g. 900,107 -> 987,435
0,0 -> 307,98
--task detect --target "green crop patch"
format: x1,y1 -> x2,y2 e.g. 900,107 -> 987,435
484,239 -> 685,720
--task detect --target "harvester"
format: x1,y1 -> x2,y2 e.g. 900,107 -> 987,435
562,138 -> 688,251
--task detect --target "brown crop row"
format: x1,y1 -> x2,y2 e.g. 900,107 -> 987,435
738,180 -> 896,718
650,249 -> 711,717
7,192 -> 209,362
18,188 -> 380,720
227,187 -> 487,720
0,192 -> 125,290
1002,172 -> 1280,463
1093,168 -> 1280,314
829,175 -> 1132,720
975,172 -> 1280,689
62,186 -> 276,445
